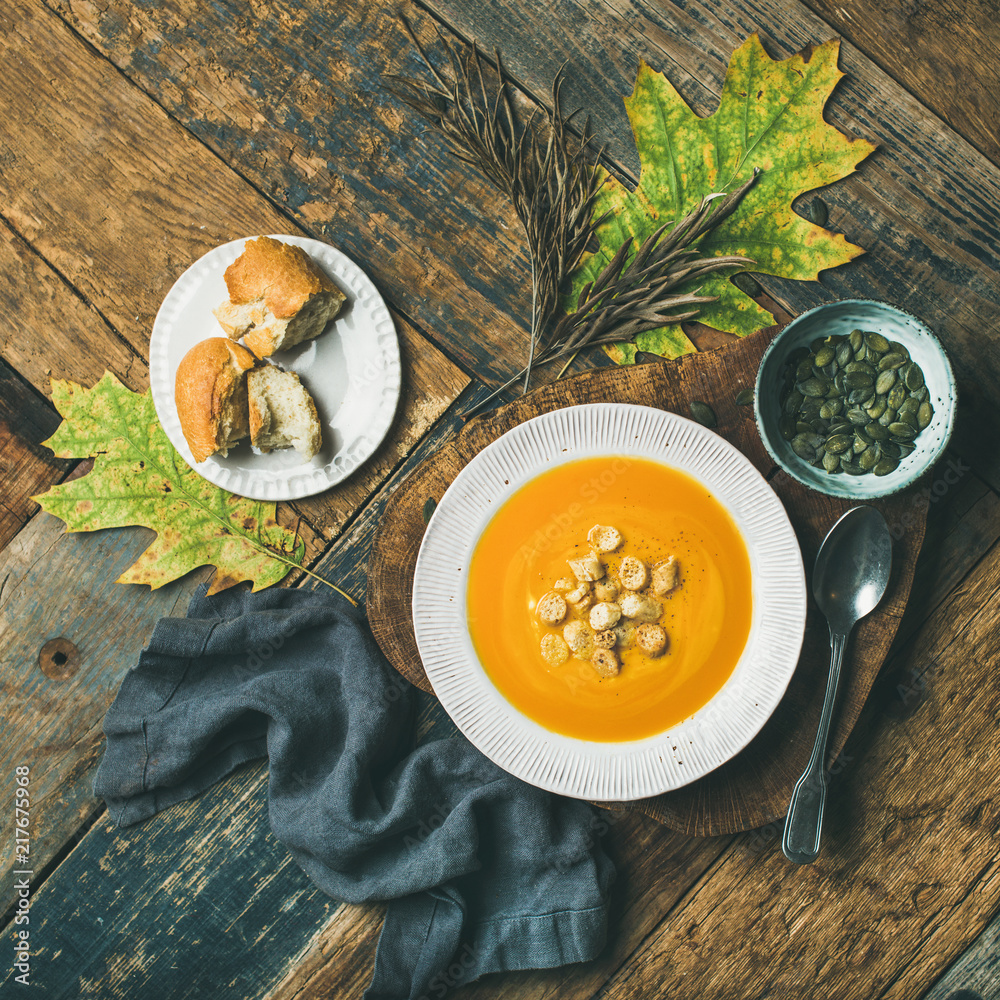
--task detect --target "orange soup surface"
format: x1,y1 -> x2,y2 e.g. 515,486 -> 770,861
467,456 -> 753,741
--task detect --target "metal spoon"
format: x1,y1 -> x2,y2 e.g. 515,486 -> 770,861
782,505 -> 892,864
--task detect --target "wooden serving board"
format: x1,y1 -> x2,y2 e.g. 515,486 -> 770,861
367,327 -> 926,836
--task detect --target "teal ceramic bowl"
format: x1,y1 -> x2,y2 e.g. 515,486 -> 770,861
755,300 -> 957,499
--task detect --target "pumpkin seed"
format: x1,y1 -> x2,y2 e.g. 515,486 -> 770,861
874,457 -> 899,476
846,407 -> 870,426
887,384 -> 907,410
732,272 -> 761,297
736,387 -> 755,406
814,345 -> 836,367
784,390 -> 805,414
819,398 -> 843,419
829,421 -> 853,436
918,400 -> 934,429
889,341 -> 911,360
845,360 -> 875,376
836,341 -> 853,368
889,422 -> 917,440
914,386 -> 930,403
690,400 -> 717,427
866,421 -> 889,442
898,442 -> 916,456
865,331 -> 890,354
841,458 -> 866,475
800,378 -> 829,397
796,421 -> 814,435
878,353 -> 907,371
796,359 -> 814,381
845,372 -> 874,390
826,434 -> 852,454
779,415 -> 796,440
822,450 -> 841,473
903,361 -> 925,391
849,329 -> 864,352
867,398 -> 888,420
875,370 -> 896,395
808,197 -> 829,227
849,386 -> 876,405
791,434 -> 817,461
859,448 -> 879,471
881,440 -> 901,459
880,407 -> 898,427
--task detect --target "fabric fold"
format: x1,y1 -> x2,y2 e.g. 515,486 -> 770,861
94,585 -> 614,1000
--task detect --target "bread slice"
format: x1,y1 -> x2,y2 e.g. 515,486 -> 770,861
174,338 -> 256,463
247,365 -> 322,461
214,236 -> 345,356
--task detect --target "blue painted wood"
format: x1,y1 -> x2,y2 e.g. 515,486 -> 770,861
0,762 -> 348,998
921,915 -> 1000,1000
0,513 -> 210,915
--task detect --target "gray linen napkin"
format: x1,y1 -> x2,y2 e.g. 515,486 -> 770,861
94,584 -> 615,999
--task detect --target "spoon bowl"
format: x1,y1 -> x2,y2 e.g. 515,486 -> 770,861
782,505 -> 892,864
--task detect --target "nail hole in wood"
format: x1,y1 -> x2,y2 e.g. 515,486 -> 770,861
38,638 -> 80,681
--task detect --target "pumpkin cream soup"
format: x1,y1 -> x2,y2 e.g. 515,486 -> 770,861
466,456 -> 752,741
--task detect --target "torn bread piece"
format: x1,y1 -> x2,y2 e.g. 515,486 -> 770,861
174,337 -> 256,463
215,236 -> 346,356
247,365 -> 322,461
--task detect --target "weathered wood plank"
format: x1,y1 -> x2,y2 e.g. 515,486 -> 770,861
804,0 -> 1000,166
0,513 -> 210,916
0,220 -> 147,396
0,351 -> 468,919
416,0 -> 1000,489
14,0 -> 539,388
0,760 -> 350,997
0,360 -> 72,552
920,912 -> 1000,1000
588,525 -> 1000,1000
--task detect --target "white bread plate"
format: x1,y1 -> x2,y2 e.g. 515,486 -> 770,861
149,235 -> 401,500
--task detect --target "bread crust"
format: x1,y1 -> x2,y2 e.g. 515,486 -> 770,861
223,236 -> 340,319
175,338 -> 256,463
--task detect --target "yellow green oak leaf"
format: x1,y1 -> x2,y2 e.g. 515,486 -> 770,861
33,372 -> 305,594
571,35 -> 876,364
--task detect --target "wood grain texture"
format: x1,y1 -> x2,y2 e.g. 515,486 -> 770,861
921,913 -> 1000,1000
592,530 -> 1000,1000
0,220 -> 147,396
366,327 -> 927,835
803,0 -> 1000,165
279,455 -> 999,1000
0,360 -> 71,551
417,0 -> 1000,489
41,0 -> 555,389
0,0 -> 470,548
0,513 -> 210,915
0,761 -> 349,997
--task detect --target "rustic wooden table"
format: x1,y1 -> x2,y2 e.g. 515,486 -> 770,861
2,1 -> 999,997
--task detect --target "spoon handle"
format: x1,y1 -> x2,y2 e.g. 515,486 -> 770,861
782,628 -> 849,864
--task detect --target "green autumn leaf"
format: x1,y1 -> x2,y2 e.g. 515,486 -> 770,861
573,34 -> 876,364
34,372 -> 305,593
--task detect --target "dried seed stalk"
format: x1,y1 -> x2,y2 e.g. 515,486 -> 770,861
388,27 -> 759,418
462,174 -> 759,416
387,21 -> 605,391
